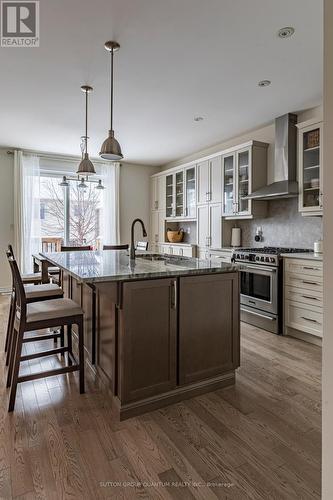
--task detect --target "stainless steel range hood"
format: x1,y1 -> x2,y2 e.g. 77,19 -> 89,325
244,113 -> 298,200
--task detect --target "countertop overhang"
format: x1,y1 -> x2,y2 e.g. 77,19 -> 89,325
40,250 -> 237,283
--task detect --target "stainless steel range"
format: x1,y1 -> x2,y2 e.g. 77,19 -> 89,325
231,247 -> 311,334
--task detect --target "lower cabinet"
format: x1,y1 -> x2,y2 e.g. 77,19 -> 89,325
158,243 -> 196,257
284,258 -> 323,339
118,279 -> 177,403
178,273 -> 240,384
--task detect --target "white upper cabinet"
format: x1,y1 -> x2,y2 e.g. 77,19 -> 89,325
165,167 -> 196,219
297,119 -> 323,217
222,141 -> 268,219
197,203 -> 222,250
197,160 -> 210,205
151,175 -> 166,211
197,156 -> 222,205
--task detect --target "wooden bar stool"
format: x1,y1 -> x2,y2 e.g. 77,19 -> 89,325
7,255 -> 85,412
8,244 -> 44,284
61,245 -> 92,252
4,249 -> 64,365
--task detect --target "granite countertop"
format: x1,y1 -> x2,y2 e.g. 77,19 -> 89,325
41,250 -> 237,283
281,252 -> 323,261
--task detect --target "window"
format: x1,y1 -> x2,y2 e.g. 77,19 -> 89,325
40,175 -> 103,249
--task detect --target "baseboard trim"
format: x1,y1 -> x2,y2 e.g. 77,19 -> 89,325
116,371 -> 236,420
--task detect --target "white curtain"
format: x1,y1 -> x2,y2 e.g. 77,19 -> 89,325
101,162 -> 120,246
14,151 -> 41,273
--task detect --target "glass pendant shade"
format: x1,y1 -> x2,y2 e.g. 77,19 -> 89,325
96,179 -> 105,190
77,152 -> 96,175
78,177 -> 88,190
59,175 -> 69,187
100,130 -> 123,160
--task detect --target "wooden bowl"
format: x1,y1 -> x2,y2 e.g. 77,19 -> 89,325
167,230 -> 184,243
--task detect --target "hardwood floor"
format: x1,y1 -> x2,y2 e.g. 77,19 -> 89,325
0,294 -> 321,499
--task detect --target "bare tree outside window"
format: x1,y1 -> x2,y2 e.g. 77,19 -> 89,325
40,176 -> 102,248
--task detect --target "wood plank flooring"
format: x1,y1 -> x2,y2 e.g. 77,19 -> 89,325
0,294 -> 321,499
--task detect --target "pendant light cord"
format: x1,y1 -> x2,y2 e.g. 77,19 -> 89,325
85,89 -> 88,154
110,48 -> 114,132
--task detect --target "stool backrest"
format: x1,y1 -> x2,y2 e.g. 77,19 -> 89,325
8,244 -> 14,258
61,245 -> 92,252
103,244 -> 129,250
6,251 -> 27,321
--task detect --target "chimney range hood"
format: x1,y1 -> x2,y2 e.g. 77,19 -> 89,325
244,113 -> 298,200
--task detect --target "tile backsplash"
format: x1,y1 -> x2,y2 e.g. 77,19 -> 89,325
234,198 -> 322,249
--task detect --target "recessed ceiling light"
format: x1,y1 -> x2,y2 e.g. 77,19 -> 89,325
258,80 -> 271,87
278,27 -> 295,39
194,116 -> 204,122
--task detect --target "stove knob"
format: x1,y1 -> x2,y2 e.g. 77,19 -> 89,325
265,257 -> 270,262
256,256 -> 260,261
270,257 -> 275,263
260,256 -> 265,262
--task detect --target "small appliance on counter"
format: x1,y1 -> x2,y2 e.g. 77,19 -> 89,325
231,226 -> 242,247
314,239 -> 323,253
166,228 -> 184,243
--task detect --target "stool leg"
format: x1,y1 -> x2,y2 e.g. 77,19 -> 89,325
77,319 -> 85,394
60,326 -> 65,358
6,327 -> 18,388
4,293 -> 15,353
67,324 -> 73,366
8,326 -> 24,412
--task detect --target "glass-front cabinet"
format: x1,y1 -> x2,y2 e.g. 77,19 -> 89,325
222,141 -> 268,219
166,174 -> 174,218
223,154 -> 235,215
165,167 -> 196,219
185,166 -> 196,217
298,120 -> 323,216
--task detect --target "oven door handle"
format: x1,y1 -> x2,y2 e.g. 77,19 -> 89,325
240,264 -> 277,273
242,308 -> 276,321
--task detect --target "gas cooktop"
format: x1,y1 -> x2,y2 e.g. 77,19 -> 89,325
232,247 -> 312,266
238,247 -> 312,255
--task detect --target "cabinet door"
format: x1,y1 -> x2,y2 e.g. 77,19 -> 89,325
185,167 -> 196,217
119,279 -> 177,403
175,170 -> 184,217
197,204 -> 209,248
299,123 -> 323,214
158,210 -> 165,243
210,156 -> 222,204
150,211 -> 159,244
197,160 -> 210,205
236,148 -> 250,214
179,273 -> 240,385
150,177 -> 158,211
209,203 -> 222,249
165,174 -> 174,217
222,154 -> 235,215
157,176 -> 166,211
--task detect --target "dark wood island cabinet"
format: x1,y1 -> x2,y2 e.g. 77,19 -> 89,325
43,250 -> 240,420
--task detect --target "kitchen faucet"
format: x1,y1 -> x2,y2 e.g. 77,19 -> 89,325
130,218 -> 147,260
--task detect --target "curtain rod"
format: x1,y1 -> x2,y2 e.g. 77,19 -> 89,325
6,149 -> 121,166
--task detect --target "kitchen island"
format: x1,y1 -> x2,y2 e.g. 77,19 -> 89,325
41,250 -> 240,419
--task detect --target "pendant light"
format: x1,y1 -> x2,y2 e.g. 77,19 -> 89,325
95,179 -> 105,190
78,177 -> 88,190
77,85 -> 96,175
99,41 -> 123,160
59,175 -> 69,187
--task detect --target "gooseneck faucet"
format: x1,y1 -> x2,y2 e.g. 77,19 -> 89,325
130,218 -> 147,260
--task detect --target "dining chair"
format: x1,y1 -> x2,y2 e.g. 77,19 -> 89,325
103,244 -> 129,250
6,254 -> 85,411
61,245 -> 93,252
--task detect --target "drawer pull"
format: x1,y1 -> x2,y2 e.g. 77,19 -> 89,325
301,316 -> 321,324
302,280 -> 319,285
303,266 -> 321,271
302,295 -> 320,301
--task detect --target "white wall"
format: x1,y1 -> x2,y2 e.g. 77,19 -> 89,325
322,0 -> 333,496
119,162 -> 159,245
0,149 -> 14,290
159,106 -> 323,185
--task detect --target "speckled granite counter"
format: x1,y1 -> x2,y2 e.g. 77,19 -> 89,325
281,252 -> 323,261
41,250 -> 237,283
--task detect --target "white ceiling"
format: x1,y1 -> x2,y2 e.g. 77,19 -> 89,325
0,0 -> 323,166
